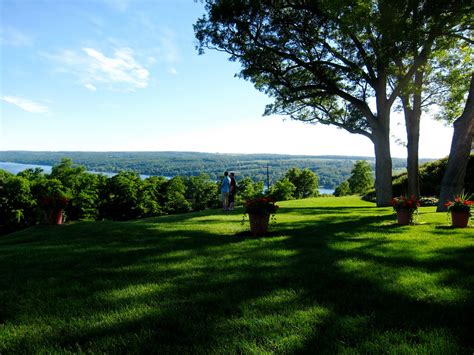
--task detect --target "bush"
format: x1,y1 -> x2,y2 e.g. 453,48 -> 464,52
334,181 -> 351,196
392,155 -> 474,197
363,155 -> 474,202
269,178 -> 296,201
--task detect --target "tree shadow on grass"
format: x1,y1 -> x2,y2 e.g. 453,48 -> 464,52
275,221 -> 474,353
280,205 -> 387,216
0,208 -> 473,353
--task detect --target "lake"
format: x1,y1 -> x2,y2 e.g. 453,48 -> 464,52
0,161 -> 335,194
0,161 -> 53,174
0,161 -> 121,178
319,188 -> 335,195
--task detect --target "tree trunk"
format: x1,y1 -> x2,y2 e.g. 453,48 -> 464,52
372,110 -> 393,207
404,69 -> 423,198
406,111 -> 420,197
437,73 -> 474,211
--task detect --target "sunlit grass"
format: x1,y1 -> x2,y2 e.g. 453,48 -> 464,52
0,196 -> 472,353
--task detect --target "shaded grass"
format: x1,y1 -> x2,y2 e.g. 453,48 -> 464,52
0,196 -> 472,353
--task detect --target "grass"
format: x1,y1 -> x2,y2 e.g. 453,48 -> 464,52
0,196 -> 473,354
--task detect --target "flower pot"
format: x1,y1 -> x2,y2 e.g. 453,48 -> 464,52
396,209 -> 412,225
451,211 -> 469,228
248,213 -> 270,236
55,209 -> 63,225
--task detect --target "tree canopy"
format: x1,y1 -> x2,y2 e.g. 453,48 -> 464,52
195,0 -> 471,206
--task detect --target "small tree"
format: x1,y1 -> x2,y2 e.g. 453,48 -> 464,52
0,175 -> 36,229
185,174 -> 219,210
269,178 -> 296,201
285,167 -> 319,199
99,171 -> 144,221
164,176 -> 192,214
348,161 -> 374,195
50,158 -> 86,191
68,173 -> 105,220
235,177 -> 264,204
334,181 -> 352,197
141,176 -> 168,217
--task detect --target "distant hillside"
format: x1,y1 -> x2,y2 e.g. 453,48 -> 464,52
0,151 -> 434,189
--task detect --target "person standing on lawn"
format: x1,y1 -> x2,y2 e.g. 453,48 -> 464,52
228,172 -> 236,210
221,171 -> 231,211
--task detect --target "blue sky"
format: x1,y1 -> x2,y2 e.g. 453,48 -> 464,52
1,0 -> 453,158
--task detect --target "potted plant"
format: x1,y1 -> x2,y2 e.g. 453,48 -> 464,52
243,197 -> 279,236
391,195 -> 419,225
39,193 -> 69,225
35,179 -> 70,225
444,192 -> 473,228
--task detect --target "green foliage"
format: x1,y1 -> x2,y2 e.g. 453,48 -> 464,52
0,176 -> 35,228
0,160 -> 230,231
392,155 -> 474,197
163,177 -> 192,214
269,178 -> 296,201
100,171 -> 144,221
49,158 -> 86,191
334,181 -> 351,197
194,0 -> 416,132
184,174 -> 219,211
348,161 -> 374,195
391,195 -> 420,212
140,176 -> 167,217
285,167 -> 319,199
444,191 -> 473,213
68,173 -> 106,220
235,177 -> 264,204
429,39 -> 474,124
0,197 -> 472,353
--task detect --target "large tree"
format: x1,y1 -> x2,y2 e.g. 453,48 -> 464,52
195,0 -> 464,206
437,73 -> 474,211
393,12 -> 473,198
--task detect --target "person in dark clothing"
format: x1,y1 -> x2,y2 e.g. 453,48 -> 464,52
228,172 -> 236,210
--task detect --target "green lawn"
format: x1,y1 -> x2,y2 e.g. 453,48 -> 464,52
0,196 -> 473,353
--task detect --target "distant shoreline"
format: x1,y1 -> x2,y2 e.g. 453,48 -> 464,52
1,151 -> 430,191
0,161 -> 336,194
0,149 -> 444,160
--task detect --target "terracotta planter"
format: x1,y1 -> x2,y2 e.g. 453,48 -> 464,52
451,211 -> 470,228
54,209 -> 63,225
248,213 -> 270,236
43,209 -> 63,225
396,209 -> 413,225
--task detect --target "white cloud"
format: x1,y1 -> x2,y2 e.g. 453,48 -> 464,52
44,47 -> 149,91
168,67 -> 178,75
2,96 -> 49,114
84,83 -> 97,91
0,26 -> 33,47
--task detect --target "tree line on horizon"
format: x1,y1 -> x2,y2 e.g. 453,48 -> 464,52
0,150 -> 424,189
